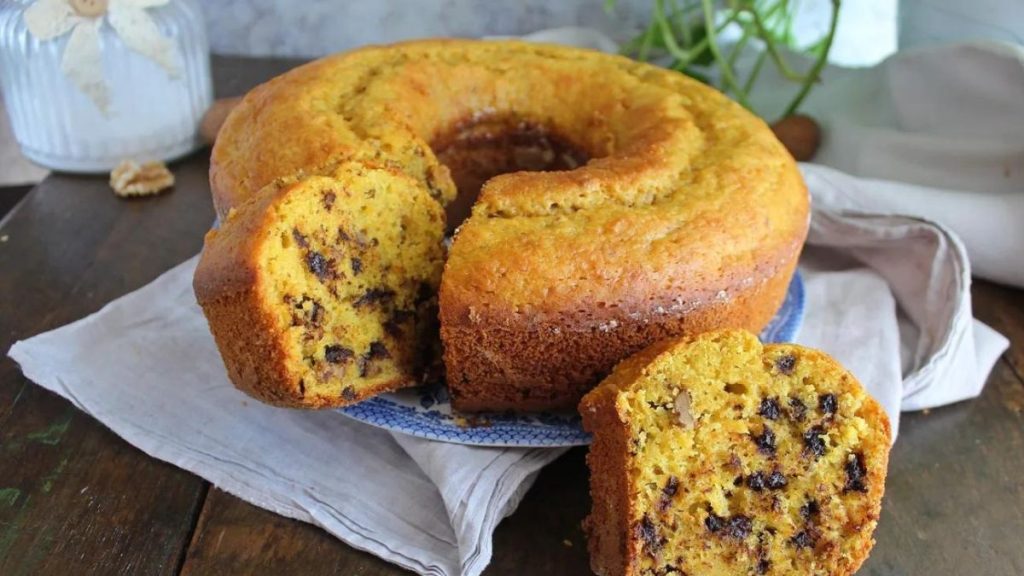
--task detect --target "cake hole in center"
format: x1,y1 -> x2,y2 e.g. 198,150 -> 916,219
431,114 -> 592,233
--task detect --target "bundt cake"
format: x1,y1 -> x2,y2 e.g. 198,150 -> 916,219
202,39 -> 808,410
580,330 -> 891,576
193,162 -> 445,407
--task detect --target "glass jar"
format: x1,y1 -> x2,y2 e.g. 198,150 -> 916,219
0,0 -> 213,173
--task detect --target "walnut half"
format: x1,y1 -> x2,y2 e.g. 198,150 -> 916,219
674,390 -> 695,428
110,160 -> 175,198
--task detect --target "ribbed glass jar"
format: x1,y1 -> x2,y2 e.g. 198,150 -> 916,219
0,0 -> 212,172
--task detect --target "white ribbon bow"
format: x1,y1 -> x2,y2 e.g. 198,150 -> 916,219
24,0 -> 181,113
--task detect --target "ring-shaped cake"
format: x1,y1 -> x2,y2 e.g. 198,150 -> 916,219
196,39 -> 809,411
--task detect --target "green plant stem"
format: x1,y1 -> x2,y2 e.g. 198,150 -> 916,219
668,0 -> 691,45
700,0 -> 748,107
750,3 -> 814,82
742,48 -> 768,94
617,0 -> 840,118
726,26 -> 751,68
654,0 -> 742,68
637,22 -> 657,60
781,0 -> 840,117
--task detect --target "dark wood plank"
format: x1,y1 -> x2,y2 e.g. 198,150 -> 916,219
486,449 -> 591,574
180,489 -> 401,575
862,358 -> 1024,575
209,55 -> 301,98
0,153 -> 215,575
0,184 -> 31,220
972,279 -> 1024,379
0,55 -> 305,575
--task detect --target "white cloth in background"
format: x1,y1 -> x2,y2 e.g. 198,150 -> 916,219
6,29 -> 1013,576
749,41 -> 1024,288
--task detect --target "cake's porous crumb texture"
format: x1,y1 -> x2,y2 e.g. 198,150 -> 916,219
193,162 -> 444,407
580,330 -> 892,576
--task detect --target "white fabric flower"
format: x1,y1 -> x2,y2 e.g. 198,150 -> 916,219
24,0 -> 181,113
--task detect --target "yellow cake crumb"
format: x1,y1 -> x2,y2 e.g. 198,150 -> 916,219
581,330 -> 892,576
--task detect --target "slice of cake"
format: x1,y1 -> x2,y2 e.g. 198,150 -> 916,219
194,162 -> 446,407
580,330 -> 891,576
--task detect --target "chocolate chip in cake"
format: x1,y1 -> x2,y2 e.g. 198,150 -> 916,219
726,516 -> 753,540
790,531 -> 814,550
307,251 -> 333,281
799,499 -> 820,521
775,354 -> 797,375
789,397 -> 808,422
803,426 -> 828,458
325,345 -> 354,364
756,559 -> 771,574
844,452 -> 868,492
309,301 -> 324,325
753,426 -> 777,456
342,386 -> 357,401
415,281 -> 434,305
354,288 -> 395,308
291,228 -> 309,249
758,397 -> 781,421
351,257 -> 363,275
322,191 -> 336,211
705,512 -> 725,533
747,470 -> 786,492
658,476 -> 679,512
637,514 -> 662,555
766,470 -> 788,490
367,341 -> 390,359
657,563 -> 686,576
819,393 -> 838,417
384,310 -> 414,337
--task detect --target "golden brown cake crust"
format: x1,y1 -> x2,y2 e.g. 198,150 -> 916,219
444,254 -> 798,412
207,39 -> 809,412
580,331 -> 892,576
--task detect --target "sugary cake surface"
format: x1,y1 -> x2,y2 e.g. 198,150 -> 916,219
193,163 -> 444,407
581,330 -> 891,576
207,39 -> 808,411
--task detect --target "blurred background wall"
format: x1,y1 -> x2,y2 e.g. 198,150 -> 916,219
197,0 -> 897,67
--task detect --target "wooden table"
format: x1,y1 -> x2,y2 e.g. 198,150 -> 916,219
1,56 -> 1022,576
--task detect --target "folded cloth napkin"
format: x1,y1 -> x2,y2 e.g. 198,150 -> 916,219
745,40 -> 1024,288
6,29 -> 1011,576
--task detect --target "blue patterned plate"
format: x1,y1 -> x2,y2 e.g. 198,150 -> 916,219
340,271 -> 805,447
